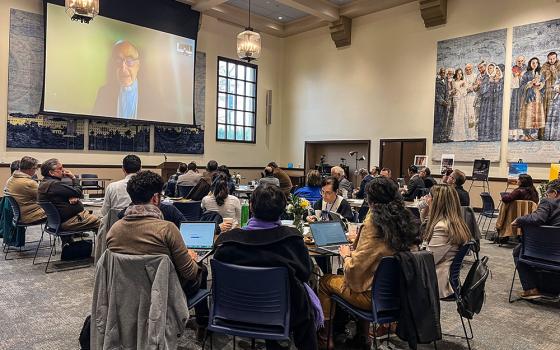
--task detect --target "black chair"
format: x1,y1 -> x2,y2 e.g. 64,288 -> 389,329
3,196 -> 47,260
508,225 -> 560,303
440,241 -> 477,350
80,174 -> 104,196
204,260 -> 290,349
478,192 -> 498,239
357,204 -> 369,223
329,256 -> 420,349
37,201 -> 95,273
177,185 -> 194,198
173,201 -> 202,221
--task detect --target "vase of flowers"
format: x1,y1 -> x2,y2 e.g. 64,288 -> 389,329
287,194 -> 310,234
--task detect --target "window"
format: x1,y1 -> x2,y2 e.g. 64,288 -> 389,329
216,57 -> 258,143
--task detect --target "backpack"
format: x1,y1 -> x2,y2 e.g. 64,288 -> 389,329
61,239 -> 93,261
79,315 -> 91,350
457,250 -> 490,320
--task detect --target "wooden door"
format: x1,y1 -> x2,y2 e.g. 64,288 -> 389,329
380,139 -> 426,179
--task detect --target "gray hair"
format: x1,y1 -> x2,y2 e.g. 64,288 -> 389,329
41,158 -> 60,177
19,156 -> 39,171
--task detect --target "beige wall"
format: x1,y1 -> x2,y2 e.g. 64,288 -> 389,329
280,0 -> 560,181
0,0 -> 284,168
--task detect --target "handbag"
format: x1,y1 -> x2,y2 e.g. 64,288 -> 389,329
61,239 -> 93,261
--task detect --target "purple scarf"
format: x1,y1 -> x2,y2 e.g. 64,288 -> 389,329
242,217 -> 282,230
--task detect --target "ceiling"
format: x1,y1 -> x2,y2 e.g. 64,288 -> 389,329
179,0 -> 419,37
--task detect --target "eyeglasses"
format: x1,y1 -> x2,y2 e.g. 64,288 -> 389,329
320,190 -> 335,195
114,57 -> 139,67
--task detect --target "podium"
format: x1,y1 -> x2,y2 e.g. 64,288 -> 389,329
157,162 -> 182,181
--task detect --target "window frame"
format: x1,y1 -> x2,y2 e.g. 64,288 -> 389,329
215,56 -> 258,144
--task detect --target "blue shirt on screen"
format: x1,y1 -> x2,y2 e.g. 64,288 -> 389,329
117,80 -> 138,119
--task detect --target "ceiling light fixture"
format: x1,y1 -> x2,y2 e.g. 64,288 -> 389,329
236,0 -> 261,62
278,16 -> 283,20
65,0 -> 99,23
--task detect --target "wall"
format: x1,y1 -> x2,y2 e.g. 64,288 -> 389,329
280,0 -> 560,181
0,0 -> 284,169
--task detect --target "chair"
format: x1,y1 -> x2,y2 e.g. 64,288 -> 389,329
80,173 -> 104,196
508,225 -> 560,303
177,184 -> 194,198
3,196 -> 47,260
495,200 -> 538,243
329,257 -> 410,349
37,201 -> 96,273
440,241 -> 477,350
357,204 -> 369,223
205,260 -> 290,349
174,200 -> 202,221
478,192 -> 498,239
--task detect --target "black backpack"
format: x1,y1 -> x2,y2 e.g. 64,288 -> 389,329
457,251 -> 490,320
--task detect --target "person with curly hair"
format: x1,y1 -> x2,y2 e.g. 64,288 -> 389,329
317,177 -> 419,349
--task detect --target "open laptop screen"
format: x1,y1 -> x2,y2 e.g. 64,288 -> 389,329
179,222 -> 216,249
310,221 -> 347,247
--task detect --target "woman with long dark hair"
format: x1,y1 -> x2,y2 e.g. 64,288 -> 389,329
217,164 -> 236,194
201,174 -> 241,228
501,174 -> 539,204
317,176 -> 419,349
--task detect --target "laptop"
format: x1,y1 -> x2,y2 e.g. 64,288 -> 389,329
179,221 -> 217,262
309,221 -> 348,254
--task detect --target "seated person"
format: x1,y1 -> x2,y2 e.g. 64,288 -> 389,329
420,167 -> 437,189
106,171 -> 209,338
317,177 -> 419,349
501,174 -> 539,204
380,167 -> 392,178
423,185 -> 471,298
441,168 -> 453,184
101,154 -> 141,217
306,176 -> 354,223
511,179 -> 560,299
177,161 -> 202,187
164,163 -> 187,197
331,166 -> 353,198
401,165 -> 425,201
354,166 -> 379,199
5,156 -> 46,224
213,184 -> 317,350
201,174 -> 241,228
259,166 -> 280,187
294,170 -> 322,203
187,160 -> 218,201
217,165 -> 236,194
9,160 -> 20,175
38,158 -> 100,239
268,161 -> 293,196
446,169 -> 470,206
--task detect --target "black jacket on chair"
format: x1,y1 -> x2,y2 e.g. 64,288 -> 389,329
515,198 -> 560,226
395,250 -> 442,349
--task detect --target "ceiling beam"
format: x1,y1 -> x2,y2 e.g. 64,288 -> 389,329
276,0 -> 339,22
281,15 -> 327,37
340,0 -> 416,18
419,0 -> 447,27
192,0 -> 229,12
205,3 -> 284,36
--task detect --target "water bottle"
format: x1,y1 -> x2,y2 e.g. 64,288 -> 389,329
241,199 -> 250,227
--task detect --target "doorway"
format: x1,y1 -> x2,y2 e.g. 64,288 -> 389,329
379,138 -> 426,179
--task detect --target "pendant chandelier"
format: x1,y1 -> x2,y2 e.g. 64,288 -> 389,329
65,0 -> 99,24
236,0 -> 261,62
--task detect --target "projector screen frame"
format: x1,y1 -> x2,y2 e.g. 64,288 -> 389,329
40,0 -> 201,127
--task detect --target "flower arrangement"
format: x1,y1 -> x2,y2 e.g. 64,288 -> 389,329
287,194 -> 310,233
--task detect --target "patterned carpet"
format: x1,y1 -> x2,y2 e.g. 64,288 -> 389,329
0,221 -> 559,350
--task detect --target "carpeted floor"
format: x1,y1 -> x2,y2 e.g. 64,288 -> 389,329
1,220 -> 559,350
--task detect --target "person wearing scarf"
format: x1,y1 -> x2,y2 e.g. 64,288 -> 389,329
214,184 -> 320,350
106,171 -> 209,340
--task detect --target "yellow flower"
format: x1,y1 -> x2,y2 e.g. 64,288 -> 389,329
300,199 -> 310,209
